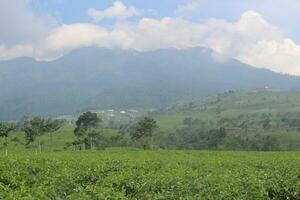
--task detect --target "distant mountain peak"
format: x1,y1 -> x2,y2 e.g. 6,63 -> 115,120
1,47 -> 300,120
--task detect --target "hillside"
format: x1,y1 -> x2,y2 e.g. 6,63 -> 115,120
5,89 -> 300,151
154,89 -> 300,129
1,47 -> 300,120
151,89 -> 300,150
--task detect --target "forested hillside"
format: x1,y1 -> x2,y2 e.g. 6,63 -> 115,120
1,47 -> 300,120
152,89 -> 300,150
4,89 -> 300,151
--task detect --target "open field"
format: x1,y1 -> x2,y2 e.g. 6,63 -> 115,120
0,150 -> 300,199
4,126 -> 119,152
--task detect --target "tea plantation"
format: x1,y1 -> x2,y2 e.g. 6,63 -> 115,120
0,149 -> 299,199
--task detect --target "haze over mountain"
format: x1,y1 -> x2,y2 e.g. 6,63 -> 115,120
1,47 -> 300,120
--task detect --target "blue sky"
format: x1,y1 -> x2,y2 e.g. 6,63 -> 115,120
32,0 -> 186,23
1,0 -> 300,75
30,0 -> 300,43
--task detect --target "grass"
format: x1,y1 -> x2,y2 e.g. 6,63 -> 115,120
2,126 -> 118,153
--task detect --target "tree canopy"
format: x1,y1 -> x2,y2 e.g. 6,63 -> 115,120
131,117 -> 158,141
74,112 -> 101,137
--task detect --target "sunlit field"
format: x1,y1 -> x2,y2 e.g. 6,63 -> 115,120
1,150 -> 299,199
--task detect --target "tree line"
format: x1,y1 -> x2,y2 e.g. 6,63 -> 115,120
0,111 -> 286,155
0,117 -> 64,155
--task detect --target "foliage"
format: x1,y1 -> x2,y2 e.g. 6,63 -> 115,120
0,150 -> 300,199
131,117 -> 158,140
0,122 -> 16,155
130,117 -> 158,149
73,112 -> 103,150
0,123 -> 16,138
157,127 -> 227,150
74,112 -> 102,137
22,117 -> 64,150
23,117 -> 46,146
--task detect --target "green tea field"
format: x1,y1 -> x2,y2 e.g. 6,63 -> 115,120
0,150 -> 300,199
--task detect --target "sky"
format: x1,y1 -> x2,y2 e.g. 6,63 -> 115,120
1,0 -> 300,75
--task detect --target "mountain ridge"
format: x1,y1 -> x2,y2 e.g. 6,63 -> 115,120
1,46 -> 300,120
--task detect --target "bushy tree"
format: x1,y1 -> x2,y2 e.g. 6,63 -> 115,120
83,131 -> 108,150
207,127 -> 227,149
131,117 -> 158,150
23,117 -> 64,153
23,117 -> 45,151
73,112 -> 102,150
74,112 -> 101,136
0,122 -> 16,156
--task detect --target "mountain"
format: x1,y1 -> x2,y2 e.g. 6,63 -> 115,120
1,47 -> 300,120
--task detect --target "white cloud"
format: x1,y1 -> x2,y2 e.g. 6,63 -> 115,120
0,0 -> 55,46
1,1 -> 300,76
201,11 -> 300,75
237,39 -> 300,75
0,0 -> 56,60
42,23 -> 132,58
88,1 -> 143,22
41,10 -> 300,75
0,45 -> 34,60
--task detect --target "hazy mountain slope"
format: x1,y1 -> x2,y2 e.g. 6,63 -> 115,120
152,89 -> 300,150
1,47 -> 300,120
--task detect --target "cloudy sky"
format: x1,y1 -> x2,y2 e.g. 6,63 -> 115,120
1,0 -> 300,75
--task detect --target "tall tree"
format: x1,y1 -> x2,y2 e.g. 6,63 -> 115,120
23,117 -> 46,153
0,122 -> 16,156
74,112 -> 102,150
23,117 -> 64,153
131,117 -> 158,150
